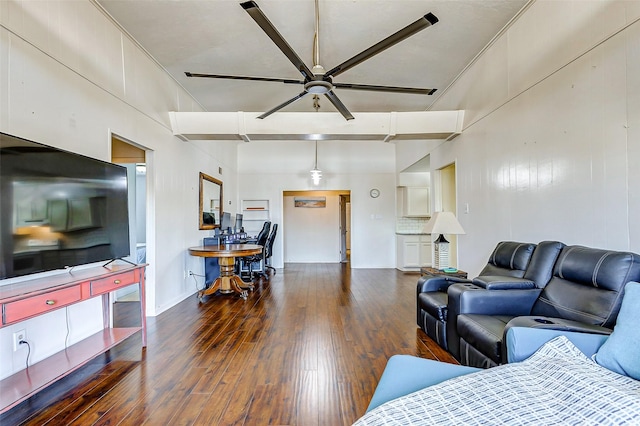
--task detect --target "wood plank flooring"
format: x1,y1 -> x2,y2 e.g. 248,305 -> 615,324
1,263 -> 456,425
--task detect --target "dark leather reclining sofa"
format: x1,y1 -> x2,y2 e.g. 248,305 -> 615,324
418,241 -> 640,368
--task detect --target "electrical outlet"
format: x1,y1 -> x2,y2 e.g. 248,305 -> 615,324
13,329 -> 26,351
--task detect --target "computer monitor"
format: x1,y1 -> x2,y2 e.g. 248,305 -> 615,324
235,213 -> 243,232
220,212 -> 232,233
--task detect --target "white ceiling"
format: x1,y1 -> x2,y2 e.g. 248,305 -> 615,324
96,0 -> 528,116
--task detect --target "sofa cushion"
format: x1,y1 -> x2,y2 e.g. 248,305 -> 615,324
531,246 -> 640,328
418,292 -> 448,322
478,241 -> 535,278
522,240 -> 565,287
594,282 -> 640,379
457,314 -> 515,364
505,327 -> 608,363
366,355 -> 480,412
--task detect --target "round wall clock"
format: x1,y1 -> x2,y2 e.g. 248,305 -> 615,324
369,188 -> 380,198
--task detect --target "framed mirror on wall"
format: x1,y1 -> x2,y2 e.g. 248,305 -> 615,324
199,172 -> 223,230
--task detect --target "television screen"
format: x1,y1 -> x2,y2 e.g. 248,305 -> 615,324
0,132 -> 131,279
235,213 -> 243,231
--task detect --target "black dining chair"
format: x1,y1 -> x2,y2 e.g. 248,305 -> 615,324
239,221 -> 270,279
264,224 -> 278,275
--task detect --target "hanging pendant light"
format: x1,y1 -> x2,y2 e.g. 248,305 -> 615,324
310,141 -> 322,185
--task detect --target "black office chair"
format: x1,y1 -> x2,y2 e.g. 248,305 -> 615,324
264,224 -> 278,275
240,221 -> 270,279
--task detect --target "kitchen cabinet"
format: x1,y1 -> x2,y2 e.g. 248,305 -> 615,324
15,199 -> 48,226
396,234 -> 432,271
399,187 -> 431,217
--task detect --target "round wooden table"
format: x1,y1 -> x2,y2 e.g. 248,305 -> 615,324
188,244 -> 262,300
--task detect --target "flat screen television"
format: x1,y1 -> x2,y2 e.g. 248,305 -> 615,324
0,132 -> 131,279
235,213 -> 243,231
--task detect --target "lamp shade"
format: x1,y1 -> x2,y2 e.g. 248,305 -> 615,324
423,211 -> 465,235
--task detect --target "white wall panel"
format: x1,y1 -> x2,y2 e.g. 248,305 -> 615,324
507,1 -> 626,97
0,0 -> 224,380
430,2 -> 640,276
123,37 -> 172,128
75,2 -> 122,94
459,35 -> 511,127
626,20 -> 640,251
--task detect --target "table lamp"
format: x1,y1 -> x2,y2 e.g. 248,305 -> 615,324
423,211 -> 465,270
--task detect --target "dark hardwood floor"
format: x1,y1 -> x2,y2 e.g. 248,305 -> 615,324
1,263 -> 456,425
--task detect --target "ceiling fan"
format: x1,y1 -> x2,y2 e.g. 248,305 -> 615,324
185,0 -> 439,121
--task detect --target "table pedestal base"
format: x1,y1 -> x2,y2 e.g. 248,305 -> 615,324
198,257 -> 254,300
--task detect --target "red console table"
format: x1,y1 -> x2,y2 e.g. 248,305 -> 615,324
0,263 -> 147,413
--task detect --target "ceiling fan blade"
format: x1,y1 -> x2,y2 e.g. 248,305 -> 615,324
241,1 -> 315,81
324,91 -> 354,121
257,91 -> 309,119
333,82 -> 436,95
185,72 -> 303,85
325,12 -> 438,78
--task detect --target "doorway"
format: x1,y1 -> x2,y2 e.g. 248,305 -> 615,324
111,136 -> 146,304
339,194 -> 351,263
282,190 -> 350,263
434,163 -> 458,268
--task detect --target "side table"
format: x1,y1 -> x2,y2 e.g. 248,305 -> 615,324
420,267 -> 468,279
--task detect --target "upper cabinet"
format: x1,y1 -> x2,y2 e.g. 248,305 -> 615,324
399,187 -> 431,217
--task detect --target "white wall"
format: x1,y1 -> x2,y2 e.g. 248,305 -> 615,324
429,0 -> 640,276
238,140 -> 397,269
0,1 -> 237,380
284,195 -> 341,263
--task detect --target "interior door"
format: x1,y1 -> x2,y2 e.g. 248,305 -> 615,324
340,195 -> 347,262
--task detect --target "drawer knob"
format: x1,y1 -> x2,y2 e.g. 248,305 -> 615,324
45,300 -> 56,305
114,279 -> 121,285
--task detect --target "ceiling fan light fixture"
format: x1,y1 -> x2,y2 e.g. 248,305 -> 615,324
310,168 -> 322,185
305,80 -> 332,94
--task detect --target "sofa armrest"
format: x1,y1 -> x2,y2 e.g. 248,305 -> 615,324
472,275 -> 536,290
417,275 -> 471,293
416,276 -> 473,326
505,316 -> 614,334
366,355 -> 480,412
448,284 -> 540,316
445,283 -> 541,360
504,326 -> 609,363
